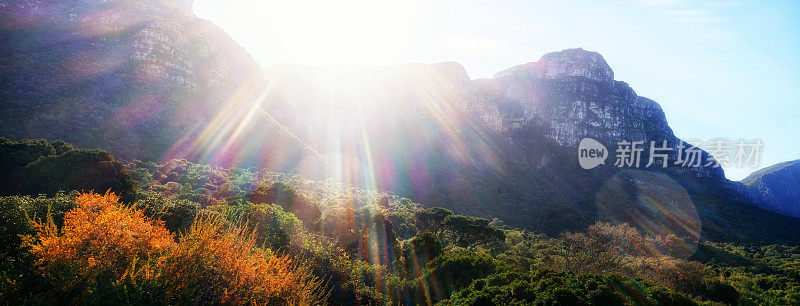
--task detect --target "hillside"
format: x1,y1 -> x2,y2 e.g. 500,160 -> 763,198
1,138 -> 799,304
0,0 -> 320,172
742,160 -> 800,217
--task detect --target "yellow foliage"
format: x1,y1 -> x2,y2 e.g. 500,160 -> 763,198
157,215 -> 325,304
28,192 -> 174,292
26,192 -> 324,305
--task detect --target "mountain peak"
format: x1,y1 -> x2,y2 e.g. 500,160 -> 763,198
536,48 -> 614,82
113,0 -> 194,16
495,48 -> 614,83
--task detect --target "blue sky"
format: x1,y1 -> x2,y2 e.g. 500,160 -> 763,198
194,0 -> 800,180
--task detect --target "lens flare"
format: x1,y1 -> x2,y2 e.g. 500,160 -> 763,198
596,169 -> 701,258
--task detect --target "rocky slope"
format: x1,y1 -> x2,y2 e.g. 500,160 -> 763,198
742,160 -> 800,217
259,49 -> 799,243
0,0 -> 319,172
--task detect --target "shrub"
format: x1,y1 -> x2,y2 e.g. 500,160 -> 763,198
289,233 -> 385,305
157,215 -> 324,304
704,280 -> 740,305
24,149 -> 136,198
250,182 -> 322,231
0,193 -> 76,303
0,138 -> 56,193
26,192 -> 174,303
442,215 -> 505,249
403,231 -> 443,279
0,138 -> 135,198
0,193 -> 76,256
24,192 -> 324,304
226,201 -> 304,252
427,249 -> 498,298
135,193 -> 199,233
444,270 -> 697,306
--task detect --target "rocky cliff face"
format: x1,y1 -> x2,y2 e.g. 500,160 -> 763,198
0,0 -> 313,168
472,49 -> 722,179
742,160 -> 800,217
495,48 -> 615,84
257,49 -> 798,243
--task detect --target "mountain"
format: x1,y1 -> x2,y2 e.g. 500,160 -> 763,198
1,1 -> 797,244
742,160 -> 800,217
258,49 -> 800,244
0,0 -> 320,172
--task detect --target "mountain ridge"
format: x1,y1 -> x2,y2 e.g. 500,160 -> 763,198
1,1 -> 798,244
251,49 -> 799,243
742,159 -> 800,218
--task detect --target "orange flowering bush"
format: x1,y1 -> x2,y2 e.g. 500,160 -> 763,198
158,216 -> 325,304
27,192 -> 174,296
26,192 -> 324,304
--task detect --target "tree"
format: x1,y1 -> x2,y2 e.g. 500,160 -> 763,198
403,231 -> 443,278
703,280 -> 740,305
427,249 -> 497,295
353,208 -> 401,266
0,138 -> 57,193
250,182 -> 321,231
411,207 -> 453,236
23,149 -> 136,198
443,215 -> 505,249
241,202 -> 303,251
0,138 -> 135,198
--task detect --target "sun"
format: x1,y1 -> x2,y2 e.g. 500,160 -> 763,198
196,0 -> 427,66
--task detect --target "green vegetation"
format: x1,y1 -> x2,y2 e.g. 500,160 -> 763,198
1,139 -> 800,305
0,138 -> 135,198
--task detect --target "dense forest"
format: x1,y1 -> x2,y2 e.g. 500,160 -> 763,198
1,138 -> 799,305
